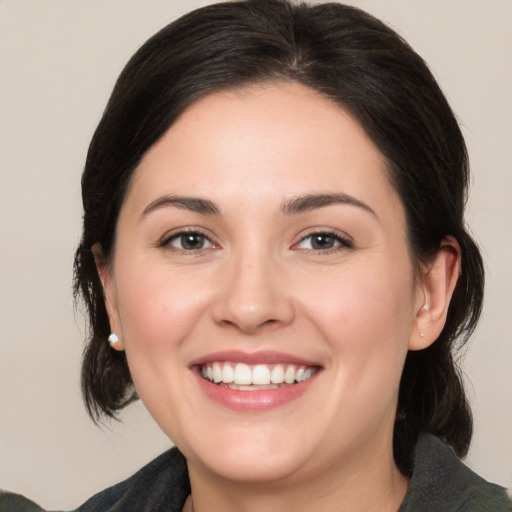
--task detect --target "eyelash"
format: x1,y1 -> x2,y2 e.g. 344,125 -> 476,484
293,230 -> 354,253
159,228 -> 353,254
159,229 -> 217,253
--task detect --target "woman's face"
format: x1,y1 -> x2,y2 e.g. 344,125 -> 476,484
103,82 -> 425,484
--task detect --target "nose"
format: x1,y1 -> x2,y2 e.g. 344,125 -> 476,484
212,251 -> 295,334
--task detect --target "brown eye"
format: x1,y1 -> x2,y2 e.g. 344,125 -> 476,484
295,231 -> 352,251
310,234 -> 336,249
180,233 -> 206,250
164,231 -> 214,251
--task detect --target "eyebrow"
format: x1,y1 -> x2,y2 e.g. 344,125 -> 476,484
141,195 -> 221,218
281,193 -> 377,218
140,192 -> 377,219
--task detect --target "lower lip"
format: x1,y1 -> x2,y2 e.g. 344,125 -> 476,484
194,369 -> 320,412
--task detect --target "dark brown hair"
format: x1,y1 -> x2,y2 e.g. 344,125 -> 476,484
74,0 -> 483,474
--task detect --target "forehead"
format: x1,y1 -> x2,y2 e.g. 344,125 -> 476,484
125,82 -> 402,220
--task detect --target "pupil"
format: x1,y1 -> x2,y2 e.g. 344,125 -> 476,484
312,234 -> 334,249
182,234 -> 204,250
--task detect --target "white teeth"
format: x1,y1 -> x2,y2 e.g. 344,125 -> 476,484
252,364 -> 271,385
201,362 -> 317,387
270,364 -> 285,384
221,364 -> 234,383
234,363 -> 252,385
212,362 -> 222,383
284,364 -> 296,384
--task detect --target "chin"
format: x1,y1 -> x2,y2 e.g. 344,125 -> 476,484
179,424 -> 316,484
201,447 -> 310,484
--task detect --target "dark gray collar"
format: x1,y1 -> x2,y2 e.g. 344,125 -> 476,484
399,433 -> 509,511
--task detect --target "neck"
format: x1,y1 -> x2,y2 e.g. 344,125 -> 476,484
185,438 -> 409,512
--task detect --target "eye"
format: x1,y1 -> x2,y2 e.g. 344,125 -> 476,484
294,231 -> 352,251
162,231 -> 216,251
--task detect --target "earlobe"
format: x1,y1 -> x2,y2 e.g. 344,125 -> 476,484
409,236 -> 461,351
92,243 -> 125,350
108,332 -> 125,351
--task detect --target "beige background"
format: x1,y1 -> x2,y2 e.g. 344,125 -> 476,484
0,0 -> 510,509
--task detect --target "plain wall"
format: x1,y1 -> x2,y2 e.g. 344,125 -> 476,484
0,0 -> 510,509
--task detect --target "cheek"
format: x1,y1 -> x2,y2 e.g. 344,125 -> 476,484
112,262 -> 216,427
298,258 -> 414,378
114,261 -> 212,359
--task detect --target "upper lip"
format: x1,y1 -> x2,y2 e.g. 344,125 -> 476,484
189,350 -> 321,368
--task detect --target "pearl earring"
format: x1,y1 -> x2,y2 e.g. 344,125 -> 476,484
108,332 -> 120,348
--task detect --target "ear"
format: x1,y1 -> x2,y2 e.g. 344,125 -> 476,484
92,243 -> 125,351
409,236 -> 461,351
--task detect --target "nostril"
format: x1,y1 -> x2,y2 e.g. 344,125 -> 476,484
218,317 -> 278,332
211,278 -> 295,332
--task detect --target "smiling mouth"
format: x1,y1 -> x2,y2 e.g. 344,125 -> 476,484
200,362 -> 319,390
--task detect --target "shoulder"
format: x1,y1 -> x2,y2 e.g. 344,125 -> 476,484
0,447 -> 190,512
76,446 -> 190,512
399,434 -> 511,512
0,492 -> 50,512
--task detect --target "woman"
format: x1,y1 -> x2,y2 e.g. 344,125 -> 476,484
1,0 -> 509,510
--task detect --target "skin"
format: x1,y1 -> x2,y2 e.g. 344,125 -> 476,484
97,82 -> 460,512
